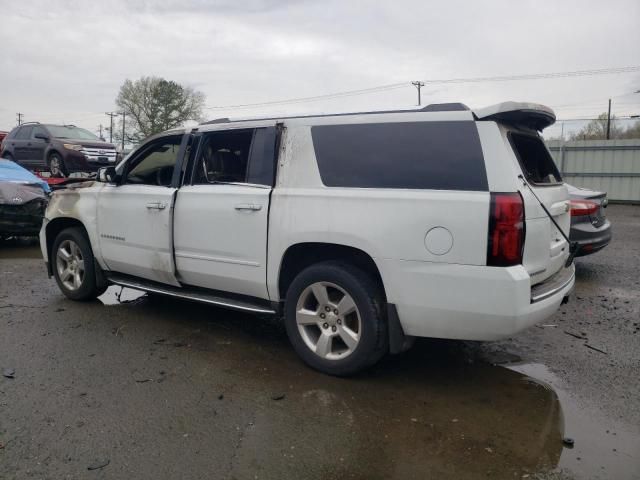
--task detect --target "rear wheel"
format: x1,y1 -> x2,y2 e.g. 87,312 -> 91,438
48,152 -> 67,178
284,261 -> 388,376
52,227 -> 106,300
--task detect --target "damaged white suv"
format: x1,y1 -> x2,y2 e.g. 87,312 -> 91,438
40,102 -> 575,375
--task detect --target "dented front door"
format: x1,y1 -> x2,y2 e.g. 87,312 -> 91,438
97,184 -> 179,286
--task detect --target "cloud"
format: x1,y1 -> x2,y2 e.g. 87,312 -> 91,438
0,0 -> 638,136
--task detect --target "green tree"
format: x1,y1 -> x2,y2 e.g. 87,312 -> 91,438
114,76 -> 205,143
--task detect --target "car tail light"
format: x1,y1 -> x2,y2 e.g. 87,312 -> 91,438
487,192 -> 525,267
570,199 -> 599,217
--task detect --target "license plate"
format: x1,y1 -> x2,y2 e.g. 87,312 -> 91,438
98,156 -> 109,163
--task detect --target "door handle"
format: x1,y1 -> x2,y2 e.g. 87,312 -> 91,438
234,203 -> 262,211
146,202 -> 167,210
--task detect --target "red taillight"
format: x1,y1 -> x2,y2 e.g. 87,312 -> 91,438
569,199 -> 598,217
487,192 -> 525,267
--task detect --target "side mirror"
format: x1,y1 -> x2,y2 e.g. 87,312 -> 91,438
34,133 -> 49,141
97,166 -> 117,183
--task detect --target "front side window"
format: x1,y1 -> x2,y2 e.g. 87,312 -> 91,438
32,126 -> 48,139
123,135 -> 183,186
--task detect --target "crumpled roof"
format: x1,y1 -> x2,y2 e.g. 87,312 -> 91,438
0,159 -> 50,194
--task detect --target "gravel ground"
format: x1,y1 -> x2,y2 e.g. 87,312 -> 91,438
0,205 -> 638,480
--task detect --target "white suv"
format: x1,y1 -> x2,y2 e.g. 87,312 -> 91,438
40,102 -> 575,375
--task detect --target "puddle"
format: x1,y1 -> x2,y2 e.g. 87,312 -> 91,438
98,285 -> 147,305
508,363 -> 640,480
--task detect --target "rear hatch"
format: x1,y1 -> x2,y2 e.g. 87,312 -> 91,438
476,102 -> 571,285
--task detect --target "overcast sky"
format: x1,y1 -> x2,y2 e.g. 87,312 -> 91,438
1,0 -> 639,138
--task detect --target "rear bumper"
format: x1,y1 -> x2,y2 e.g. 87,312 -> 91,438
570,219 -> 612,257
378,259 -> 574,341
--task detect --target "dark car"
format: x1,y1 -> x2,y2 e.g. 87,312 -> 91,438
567,183 -> 612,256
0,123 -> 118,177
0,159 -> 50,238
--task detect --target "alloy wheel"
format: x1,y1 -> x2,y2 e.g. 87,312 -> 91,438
56,239 -> 85,291
295,281 -> 361,360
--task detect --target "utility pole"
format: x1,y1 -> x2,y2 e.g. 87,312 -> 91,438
105,112 -> 118,143
98,124 -> 103,140
411,81 -> 425,106
606,98 -> 612,140
121,111 -> 126,151
16,113 -> 23,125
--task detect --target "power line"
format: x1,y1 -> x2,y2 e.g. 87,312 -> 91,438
204,83 -> 408,111
420,65 -> 640,85
205,65 -> 640,111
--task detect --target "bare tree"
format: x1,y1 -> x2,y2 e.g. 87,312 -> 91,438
114,76 -> 205,143
569,112 -> 623,140
619,120 -> 640,139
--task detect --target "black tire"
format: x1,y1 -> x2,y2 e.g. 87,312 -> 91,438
2,152 -> 14,161
284,261 -> 388,376
48,152 -> 67,178
52,227 -> 107,301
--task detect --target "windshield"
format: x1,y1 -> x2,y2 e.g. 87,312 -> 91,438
46,125 -> 100,141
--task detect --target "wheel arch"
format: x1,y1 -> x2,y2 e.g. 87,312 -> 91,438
277,242 -> 387,302
45,217 -> 89,276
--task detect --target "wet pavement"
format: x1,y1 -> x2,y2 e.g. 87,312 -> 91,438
1,205 -> 639,479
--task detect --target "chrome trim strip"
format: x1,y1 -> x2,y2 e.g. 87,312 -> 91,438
174,251 -> 260,267
109,277 -> 275,314
531,265 -> 575,303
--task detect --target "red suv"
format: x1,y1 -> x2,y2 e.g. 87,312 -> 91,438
0,123 -> 119,177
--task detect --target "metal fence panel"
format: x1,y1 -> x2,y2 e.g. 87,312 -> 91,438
546,139 -> 640,202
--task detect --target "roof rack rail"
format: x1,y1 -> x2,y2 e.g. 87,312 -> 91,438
205,118 -> 231,124
63,124 -> 77,127
420,103 -> 469,112
20,121 -> 41,125
201,102 -> 470,125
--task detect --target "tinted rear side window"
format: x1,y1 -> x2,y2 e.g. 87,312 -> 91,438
509,132 -> 562,184
15,127 -> 33,140
311,121 -> 487,191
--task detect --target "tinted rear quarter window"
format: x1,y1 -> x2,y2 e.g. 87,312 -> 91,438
509,132 -> 562,184
311,121 -> 487,191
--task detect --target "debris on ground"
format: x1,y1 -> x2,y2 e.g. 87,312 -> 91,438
564,330 -> 587,340
562,437 -> 575,447
218,394 -> 224,400
271,393 -> 286,401
585,343 -> 608,355
87,459 -> 110,471
2,368 -> 15,379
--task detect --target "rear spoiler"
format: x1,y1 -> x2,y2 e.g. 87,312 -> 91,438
473,102 -> 556,131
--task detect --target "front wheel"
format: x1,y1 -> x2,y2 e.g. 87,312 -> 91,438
52,227 -> 106,300
284,261 -> 388,376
